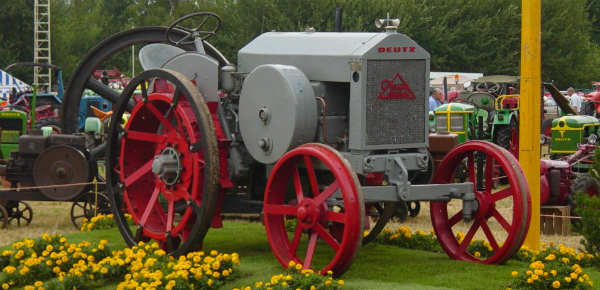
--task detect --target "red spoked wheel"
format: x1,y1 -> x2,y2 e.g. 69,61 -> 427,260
264,144 -> 364,277
430,140 -> 530,264
509,120 -> 519,159
106,69 -> 219,257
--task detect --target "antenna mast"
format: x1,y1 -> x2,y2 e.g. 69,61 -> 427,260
34,0 -> 51,89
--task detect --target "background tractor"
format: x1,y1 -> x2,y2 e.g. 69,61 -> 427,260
431,75 -> 520,158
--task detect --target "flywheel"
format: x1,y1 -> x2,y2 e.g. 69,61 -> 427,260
33,145 -> 90,201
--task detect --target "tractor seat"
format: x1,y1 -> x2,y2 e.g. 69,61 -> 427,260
139,44 -> 186,71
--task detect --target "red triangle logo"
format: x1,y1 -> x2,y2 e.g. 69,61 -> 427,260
377,73 -> 416,99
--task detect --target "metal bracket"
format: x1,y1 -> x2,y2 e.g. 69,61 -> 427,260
386,156 -> 410,200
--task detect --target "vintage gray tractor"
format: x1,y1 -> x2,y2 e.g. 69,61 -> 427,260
64,13 -> 531,277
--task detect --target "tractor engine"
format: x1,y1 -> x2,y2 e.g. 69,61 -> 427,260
0,130 -> 92,201
539,159 -> 572,205
233,28 -> 430,165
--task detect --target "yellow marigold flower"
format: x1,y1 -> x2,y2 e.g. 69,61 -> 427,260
564,277 -> 572,283
311,286 -> 316,290
527,278 -> 533,284
570,273 -> 577,279
207,279 -> 213,287
295,263 -> 302,271
545,254 -> 556,261
24,286 -> 34,290
575,267 -> 582,274
210,250 -> 218,256
325,280 -> 332,286
588,281 -> 594,286
534,269 -> 543,276
543,272 -> 548,278
474,252 -> 481,258
244,287 -> 251,290
34,281 -> 42,287
552,280 -> 560,288
1,284 -> 8,290
511,271 -> 518,277
338,280 -> 345,285
404,233 -> 412,238
101,268 -> 108,274
213,272 -> 220,278
531,274 -> 539,280
526,271 -> 532,276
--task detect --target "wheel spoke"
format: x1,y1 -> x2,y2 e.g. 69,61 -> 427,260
485,155 -> 493,191
304,155 -> 320,197
314,223 -> 340,251
166,199 -> 174,233
467,154 -> 475,186
313,180 -> 340,206
480,219 -> 500,252
324,211 -> 346,224
290,225 -> 303,255
303,232 -> 319,269
139,188 -> 160,226
448,211 -> 463,227
145,102 -> 176,131
292,167 -> 304,202
124,159 -> 154,186
456,219 -> 480,255
490,187 -> 514,203
126,131 -> 167,143
264,204 -> 297,216
491,208 -> 511,232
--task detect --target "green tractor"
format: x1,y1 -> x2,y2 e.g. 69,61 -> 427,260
430,75 -> 520,157
542,83 -> 599,171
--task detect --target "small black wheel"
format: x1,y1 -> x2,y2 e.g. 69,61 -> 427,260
6,201 -> 33,226
166,12 -> 222,46
407,201 -> 421,218
392,201 -> 409,222
568,173 -> 600,228
476,82 -> 501,94
71,191 -> 111,229
0,204 -> 8,229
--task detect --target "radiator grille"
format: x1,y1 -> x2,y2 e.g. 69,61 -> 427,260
365,59 -> 426,146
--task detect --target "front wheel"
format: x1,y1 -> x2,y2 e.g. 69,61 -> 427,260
264,144 -> 364,277
430,140 -> 530,264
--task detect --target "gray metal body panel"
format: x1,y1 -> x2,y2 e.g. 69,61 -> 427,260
238,31 -> 430,151
162,52 -> 219,102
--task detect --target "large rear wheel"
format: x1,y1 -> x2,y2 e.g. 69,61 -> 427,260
106,69 -> 219,257
264,144 -> 363,277
430,140 -> 530,264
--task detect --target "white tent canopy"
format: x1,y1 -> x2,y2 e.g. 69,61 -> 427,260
0,69 -> 32,100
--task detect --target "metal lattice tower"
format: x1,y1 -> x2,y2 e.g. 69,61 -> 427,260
34,0 -> 51,89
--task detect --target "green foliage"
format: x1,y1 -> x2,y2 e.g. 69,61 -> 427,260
574,191 -> 600,265
1,0 -> 600,88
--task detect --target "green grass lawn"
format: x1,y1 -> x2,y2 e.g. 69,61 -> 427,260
4,221 -> 600,289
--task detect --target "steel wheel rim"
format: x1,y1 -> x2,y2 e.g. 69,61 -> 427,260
264,143 -> 363,276
0,204 -> 8,229
106,69 -> 219,257
430,140 -> 530,264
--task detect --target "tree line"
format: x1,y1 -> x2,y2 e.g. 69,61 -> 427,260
0,0 -> 599,89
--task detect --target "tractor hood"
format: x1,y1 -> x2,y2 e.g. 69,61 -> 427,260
434,103 -> 476,113
552,115 -> 600,129
238,31 -> 430,83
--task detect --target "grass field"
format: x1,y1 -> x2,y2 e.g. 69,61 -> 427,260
0,199 -> 598,289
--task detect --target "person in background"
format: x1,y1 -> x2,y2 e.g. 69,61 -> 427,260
429,88 -> 443,111
567,87 -> 581,113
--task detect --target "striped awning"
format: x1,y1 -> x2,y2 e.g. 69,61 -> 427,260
0,69 -> 32,100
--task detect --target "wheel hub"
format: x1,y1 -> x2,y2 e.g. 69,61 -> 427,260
472,192 -> 492,220
152,147 -> 182,185
297,199 -> 319,228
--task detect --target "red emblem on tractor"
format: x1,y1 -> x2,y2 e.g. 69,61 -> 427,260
377,73 -> 416,99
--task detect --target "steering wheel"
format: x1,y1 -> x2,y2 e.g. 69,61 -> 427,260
476,82 -> 501,94
166,12 -> 222,46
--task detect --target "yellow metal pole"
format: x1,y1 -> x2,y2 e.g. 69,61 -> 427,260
520,0 -> 541,249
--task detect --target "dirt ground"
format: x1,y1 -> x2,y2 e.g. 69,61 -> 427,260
0,201 -> 78,247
